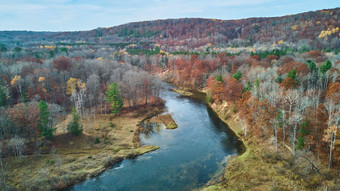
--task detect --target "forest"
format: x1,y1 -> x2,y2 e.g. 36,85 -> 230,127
0,7 -> 339,191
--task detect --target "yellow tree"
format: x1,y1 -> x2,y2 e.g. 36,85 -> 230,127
66,78 -> 86,113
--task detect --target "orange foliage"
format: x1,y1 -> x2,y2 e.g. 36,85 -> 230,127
251,55 -> 260,60
223,78 -> 243,103
278,61 -> 311,75
267,55 -> 279,62
279,77 -> 297,89
250,98 -> 277,138
302,50 -> 327,63
207,76 -> 224,103
326,82 -> 340,104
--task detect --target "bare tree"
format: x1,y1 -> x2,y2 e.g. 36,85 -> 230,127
323,100 -> 340,169
290,112 -> 303,155
7,136 -> 25,160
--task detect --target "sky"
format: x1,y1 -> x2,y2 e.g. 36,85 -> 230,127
0,0 -> 339,32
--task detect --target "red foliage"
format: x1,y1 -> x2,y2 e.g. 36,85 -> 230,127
52,56 -> 73,72
223,78 -> 243,103
7,102 -> 40,138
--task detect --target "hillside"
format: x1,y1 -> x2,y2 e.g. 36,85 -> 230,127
0,8 -> 339,51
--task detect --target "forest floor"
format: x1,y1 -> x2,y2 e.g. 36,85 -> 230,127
174,88 -> 340,191
3,101 -> 164,191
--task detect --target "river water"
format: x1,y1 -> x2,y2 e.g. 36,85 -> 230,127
70,84 -> 243,191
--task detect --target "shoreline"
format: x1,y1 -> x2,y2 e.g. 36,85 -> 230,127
173,87 -> 328,191
4,103 -> 164,191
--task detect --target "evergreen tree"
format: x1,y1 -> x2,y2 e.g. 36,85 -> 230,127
38,100 -> 55,139
0,85 -> 7,107
106,83 -> 123,114
320,60 -> 332,74
232,71 -> 243,81
306,60 -> 318,72
216,75 -> 223,82
68,107 -> 83,136
287,69 -> 297,80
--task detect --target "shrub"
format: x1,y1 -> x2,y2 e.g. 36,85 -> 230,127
95,137 -> 100,144
109,122 -> 115,128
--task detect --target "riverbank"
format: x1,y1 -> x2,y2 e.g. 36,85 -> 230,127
150,114 -> 178,129
174,88 -> 333,191
3,102 -> 164,191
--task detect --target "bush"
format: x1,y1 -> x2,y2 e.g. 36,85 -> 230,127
109,122 -> 115,128
95,137 -> 100,144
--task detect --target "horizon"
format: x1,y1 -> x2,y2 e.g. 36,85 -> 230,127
0,0 -> 339,32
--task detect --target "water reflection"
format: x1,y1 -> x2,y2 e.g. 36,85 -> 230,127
70,83 -> 243,191
140,120 -> 164,139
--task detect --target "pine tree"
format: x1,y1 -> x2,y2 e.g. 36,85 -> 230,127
320,60 -> 332,74
68,107 -> 83,136
38,100 -> 55,139
0,85 -> 7,107
106,83 -> 123,114
232,71 -> 243,81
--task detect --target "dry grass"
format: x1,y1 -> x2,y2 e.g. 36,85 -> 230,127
3,104 -> 163,191
173,88 -> 194,96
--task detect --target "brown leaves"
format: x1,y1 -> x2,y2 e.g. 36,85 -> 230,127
277,61 -> 310,76
326,82 -> 340,104
52,56 -> 73,72
224,78 -> 243,103
279,77 -> 297,90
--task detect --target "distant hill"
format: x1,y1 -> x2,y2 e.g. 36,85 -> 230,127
0,8 -> 339,50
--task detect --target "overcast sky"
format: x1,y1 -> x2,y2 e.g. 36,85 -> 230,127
0,0 -> 338,32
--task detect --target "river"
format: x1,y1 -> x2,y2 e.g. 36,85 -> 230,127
70,84 -> 243,191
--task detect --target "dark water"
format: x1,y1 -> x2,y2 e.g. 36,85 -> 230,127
70,84 -> 243,191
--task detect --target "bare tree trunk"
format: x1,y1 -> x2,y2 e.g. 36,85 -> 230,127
100,97 -> 103,115
328,133 -> 334,169
105,102 -> 107,116
292,123 -> 297,155
274,125 -> 278,151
